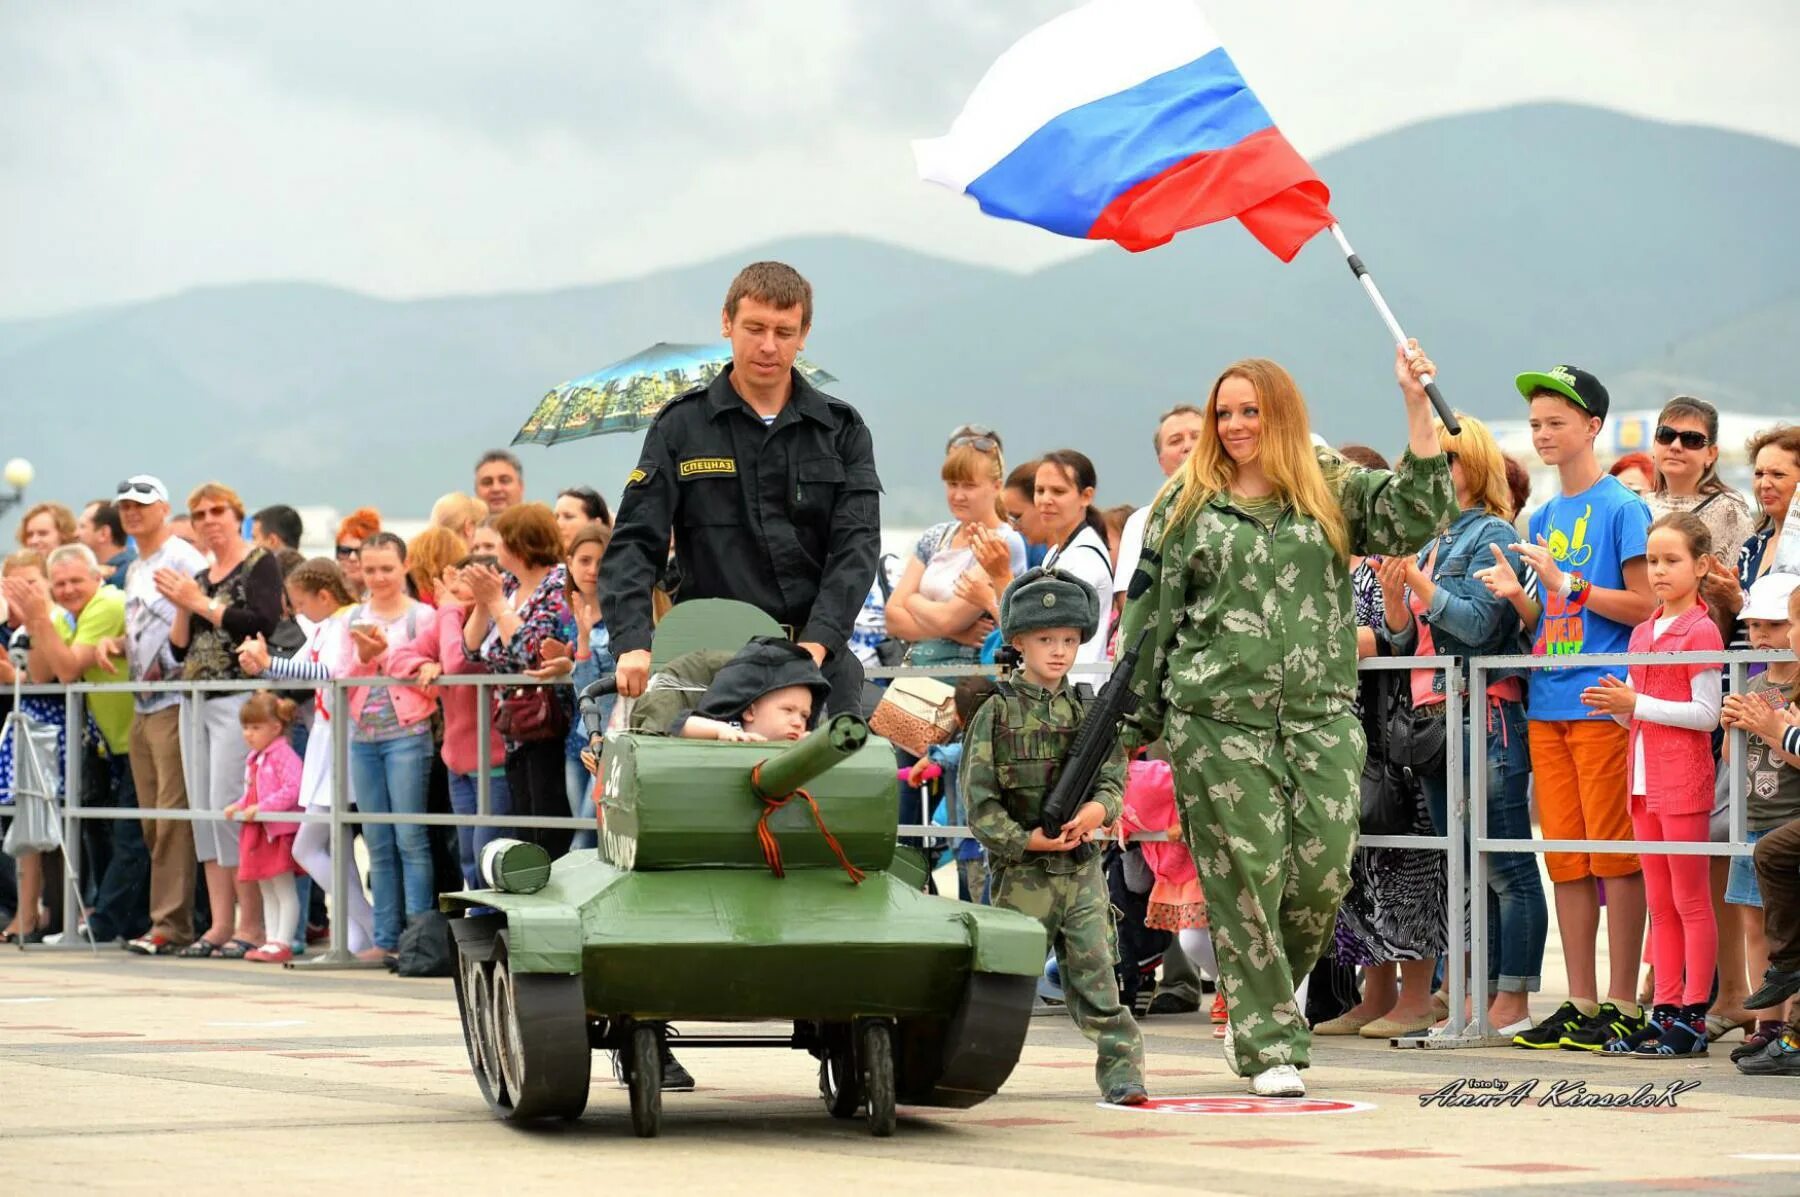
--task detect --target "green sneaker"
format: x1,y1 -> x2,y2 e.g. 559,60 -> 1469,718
1511,1000 -> 1589,1050
1559,1002 -> 1647,1052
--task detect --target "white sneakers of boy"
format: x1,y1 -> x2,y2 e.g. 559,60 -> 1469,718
1251,1064 -> 1307,1098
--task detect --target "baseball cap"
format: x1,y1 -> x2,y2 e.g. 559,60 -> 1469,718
115,475 -> 170,505
1742,572 -> 1800,622
1515,365 -> 1610,422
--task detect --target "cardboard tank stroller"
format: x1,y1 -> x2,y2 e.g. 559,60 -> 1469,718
442,600 -> 1046,1137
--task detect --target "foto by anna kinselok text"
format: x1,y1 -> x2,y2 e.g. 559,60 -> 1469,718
1417,1078 -> 1701,1109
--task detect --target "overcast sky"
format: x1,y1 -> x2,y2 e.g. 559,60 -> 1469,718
4,0 -> 1797,320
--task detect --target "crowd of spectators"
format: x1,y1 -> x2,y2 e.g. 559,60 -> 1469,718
2,388 -> 1799,1078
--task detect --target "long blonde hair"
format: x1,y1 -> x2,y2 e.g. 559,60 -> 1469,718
1438,412 -> 1511,521
1160,358 -> 1349,558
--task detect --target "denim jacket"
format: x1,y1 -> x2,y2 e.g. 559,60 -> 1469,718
1379,506 -> 1530,689
564,622 -> 617,762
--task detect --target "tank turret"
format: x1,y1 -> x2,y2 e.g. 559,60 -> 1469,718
598,713 -> 894,872
749,714 -> 869,800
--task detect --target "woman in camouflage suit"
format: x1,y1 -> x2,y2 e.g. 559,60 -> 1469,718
1118,344 -> 1455,1097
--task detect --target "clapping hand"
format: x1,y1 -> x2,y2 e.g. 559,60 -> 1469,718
153,567 -> 205,613
1701,559 -> 1744,616
1374,554 -> 1411,601
526,638 -> 576,681
1722,692 -> 1786,744
1580,674 -> 1637,719
0,576 -> 48,625
1509,535 -> 1565,596
968,523 -> 1011,581
464,563 -> 506,609
953,568 -> 999,619
1475,543 -> 1525,601
236,633 -> 272,677
571,589 -> 600,637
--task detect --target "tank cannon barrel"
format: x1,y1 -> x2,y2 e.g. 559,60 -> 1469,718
750,714 -> 869,800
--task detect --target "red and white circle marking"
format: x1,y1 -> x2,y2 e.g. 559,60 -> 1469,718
1099,1096 -> 1376,1116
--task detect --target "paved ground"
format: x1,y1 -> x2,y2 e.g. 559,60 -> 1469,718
2,949 -> 1797,1194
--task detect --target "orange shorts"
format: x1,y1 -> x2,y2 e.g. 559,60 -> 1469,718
1528,718 -> 1639,883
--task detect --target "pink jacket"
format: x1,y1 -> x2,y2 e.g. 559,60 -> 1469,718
1118,759 -> 1197,888
242,739 -> 304,839
387,602 -> 504,776
341,601 -> 440,733
1626,602 -> 1723,816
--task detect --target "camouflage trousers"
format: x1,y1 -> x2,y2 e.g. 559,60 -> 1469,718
990,855 -> 1146,1095
1165,710 -> 1364,1075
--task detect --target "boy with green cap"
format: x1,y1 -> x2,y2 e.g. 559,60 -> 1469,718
961,566 -> 1149,1106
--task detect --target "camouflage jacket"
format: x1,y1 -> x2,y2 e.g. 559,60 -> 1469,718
1119,447 -> 1455,745
961,677 -> 1126,873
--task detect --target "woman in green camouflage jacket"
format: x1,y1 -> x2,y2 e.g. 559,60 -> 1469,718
1117,343 -> 1456,1097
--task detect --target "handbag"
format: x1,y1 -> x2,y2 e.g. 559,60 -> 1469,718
1386,702 -> 1449,778
1359,667 -> 1421,836
494,685 -> 569,743
868,676 -> 958,757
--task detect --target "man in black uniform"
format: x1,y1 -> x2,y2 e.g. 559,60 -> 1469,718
600,261 -> 881,715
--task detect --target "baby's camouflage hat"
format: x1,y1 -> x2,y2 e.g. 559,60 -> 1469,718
999,566 -> 1100,643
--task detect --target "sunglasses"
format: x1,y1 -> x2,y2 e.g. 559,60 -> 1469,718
192,504 -> 235,520
335,544 -> 361,559
1443,451 -> 1459,468
948,424 -> 1000,453
1655,425 -> 1711,451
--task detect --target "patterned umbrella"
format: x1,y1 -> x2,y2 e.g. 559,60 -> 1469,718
512,342 -> 837,446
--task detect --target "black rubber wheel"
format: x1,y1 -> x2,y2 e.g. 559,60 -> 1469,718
457,931 -> 590,1122
454,946 -> 507,1108
819,1024 -> 861,1119
861,1022 -> 896,1138
627,1023 -> 663,1138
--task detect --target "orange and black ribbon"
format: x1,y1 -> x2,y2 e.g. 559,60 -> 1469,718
750,763 -> 865,885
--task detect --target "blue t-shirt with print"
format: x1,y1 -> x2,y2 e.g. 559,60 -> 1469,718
1525,474 -> 1650,720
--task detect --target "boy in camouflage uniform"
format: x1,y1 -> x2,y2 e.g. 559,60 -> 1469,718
962,567 -> 1148,1106
1119,398 -> 1454,1095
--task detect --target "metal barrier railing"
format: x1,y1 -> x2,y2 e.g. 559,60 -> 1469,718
1454,647 -> 1790,1040
8,648 -> 1781,1029
6,673 -> 583,968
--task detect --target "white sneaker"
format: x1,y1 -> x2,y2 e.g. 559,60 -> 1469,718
1250,1064 -> 1306,1097
1221,1018 -> 1241,1076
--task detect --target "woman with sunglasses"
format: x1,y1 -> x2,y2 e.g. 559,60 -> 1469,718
884,426 -> 1027,667
334,508 -> 381,601
161,482 -> 284,957
1645,398 -> 1755,637
1646,404 -> 1775,1041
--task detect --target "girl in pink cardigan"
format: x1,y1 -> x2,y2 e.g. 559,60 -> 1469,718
228,692 -> 306,964
1582,512 -> 1722,1056
387,555 -> 512,889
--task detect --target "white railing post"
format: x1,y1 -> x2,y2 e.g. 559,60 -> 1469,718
60,687 -> 84,940
1443,663 -> 1465,1038
1468,658 -> 1492,1038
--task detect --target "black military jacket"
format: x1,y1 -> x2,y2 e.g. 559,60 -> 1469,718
600,365 -> 882,658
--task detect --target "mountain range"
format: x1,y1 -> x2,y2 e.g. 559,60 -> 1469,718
2,101 -> 1796,532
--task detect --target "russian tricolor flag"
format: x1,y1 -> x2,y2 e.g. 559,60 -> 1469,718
914,0 -> 1334,261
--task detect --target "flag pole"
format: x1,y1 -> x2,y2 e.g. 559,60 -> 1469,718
1327,224 -> 1460,435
